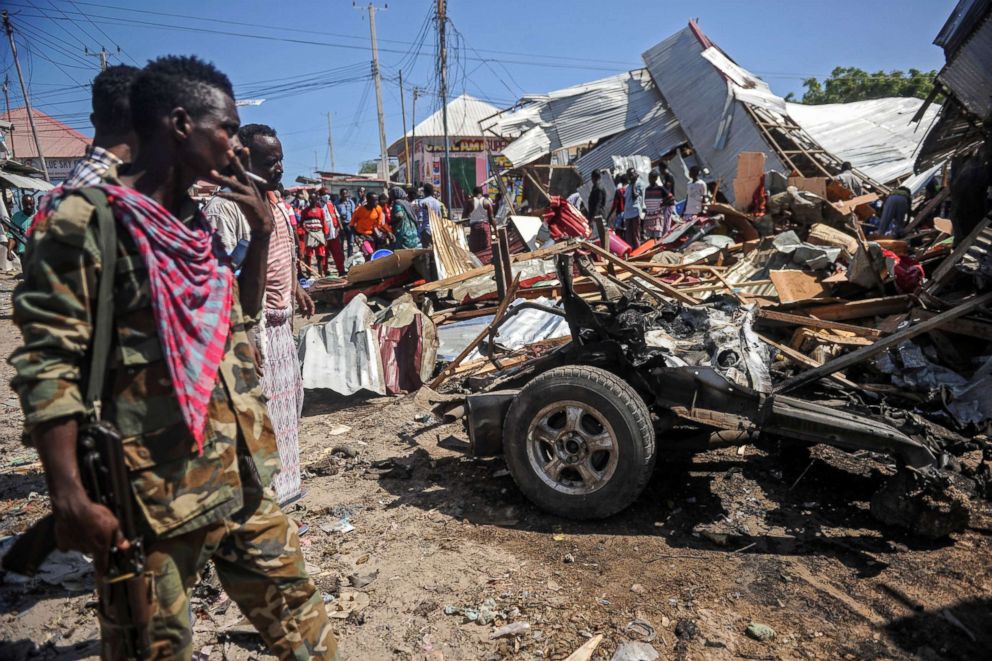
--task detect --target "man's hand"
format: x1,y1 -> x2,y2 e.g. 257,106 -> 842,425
295,287 -> 315,318
248,333 -> 265,378
209,148 -> 273,237
34,418 -> 128,572
53,495 -> 128,572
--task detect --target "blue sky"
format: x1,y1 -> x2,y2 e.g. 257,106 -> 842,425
3,0 -> 956,181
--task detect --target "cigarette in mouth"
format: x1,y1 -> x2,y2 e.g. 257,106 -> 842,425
245,172 -> 267,184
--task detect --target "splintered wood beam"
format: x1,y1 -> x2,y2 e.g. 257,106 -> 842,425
925,215 -> 992,295
428,274 -> 521,390
757,333 -> 860,390
773,291 -> 992,394
756,309 -> 883,338
582,242 -> 698,305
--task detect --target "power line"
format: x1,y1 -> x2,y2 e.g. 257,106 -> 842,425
60,0 -> 641,69
8,6 -> 630,73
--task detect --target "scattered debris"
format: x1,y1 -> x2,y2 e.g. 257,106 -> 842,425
490,621 -> 530,639
746,622 -> 777,642
610,640 -> 660,661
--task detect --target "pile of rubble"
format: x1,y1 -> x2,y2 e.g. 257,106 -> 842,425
294,145 -> 991,541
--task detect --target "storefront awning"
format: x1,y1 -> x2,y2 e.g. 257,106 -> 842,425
0,171 -> 55,192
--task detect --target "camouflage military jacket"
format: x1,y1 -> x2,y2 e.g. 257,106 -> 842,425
9,178 -> 280,539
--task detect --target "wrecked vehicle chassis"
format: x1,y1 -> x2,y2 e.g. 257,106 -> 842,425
461,255 -> 969,538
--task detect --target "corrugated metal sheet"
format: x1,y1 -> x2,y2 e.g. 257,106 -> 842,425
641,27 -> 785,205
574,102 -> 687,178
487,70 -> 662,167
406,94 -> 502,138
502,124 -> 553,167
938,12 -> 992,120
786,98 -> 941,184
935,0 -> 992,53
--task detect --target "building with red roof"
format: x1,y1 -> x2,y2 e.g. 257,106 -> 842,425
3,107 -> 91,182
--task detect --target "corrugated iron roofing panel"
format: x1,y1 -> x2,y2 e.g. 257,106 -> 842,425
938,13 -> 992,120
787,98 -> 941,184
488,70 -> 662,167
574,103 -> 688,178
642,26 -> 784,204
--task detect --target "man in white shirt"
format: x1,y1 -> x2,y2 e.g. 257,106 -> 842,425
204,123 -> 313,505
684,165 -> 709,218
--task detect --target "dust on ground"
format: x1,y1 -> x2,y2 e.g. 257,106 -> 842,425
1,277 -> 991,660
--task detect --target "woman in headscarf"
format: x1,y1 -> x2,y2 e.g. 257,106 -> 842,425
389,185 -> 422,249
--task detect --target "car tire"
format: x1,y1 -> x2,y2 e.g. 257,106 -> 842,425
502,365 -> 656,519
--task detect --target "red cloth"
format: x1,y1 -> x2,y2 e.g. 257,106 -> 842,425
883,248 -> 925,293
327,236 -> 345,275
33,184 -> 233,453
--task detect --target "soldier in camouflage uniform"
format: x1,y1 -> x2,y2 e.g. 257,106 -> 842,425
9,56 -> 337,659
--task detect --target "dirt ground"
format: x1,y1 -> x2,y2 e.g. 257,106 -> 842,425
2,273 -> 992,660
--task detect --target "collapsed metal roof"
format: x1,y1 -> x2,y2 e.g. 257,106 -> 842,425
482,70 -> 661,168
787,98 -> 942,184
573,101 -> 687,179
489,20 -> 934,198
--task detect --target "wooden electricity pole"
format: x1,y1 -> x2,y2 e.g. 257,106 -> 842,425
2,75 -> 13,158
326,112 -> 335,172
3,10 -> 48,180
363,3 -> 390,184
399,70 -> 411,184
411,87 -> 419,185
437,0 -> 452,211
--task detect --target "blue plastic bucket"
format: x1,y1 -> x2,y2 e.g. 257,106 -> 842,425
370,249 -> 393,260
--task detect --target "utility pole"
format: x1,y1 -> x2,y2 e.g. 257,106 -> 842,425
326,112 -> 335,172
3,10 -> 48,181
362,3 -> 390,185
411,87 -> 419,185
437,0 -> 452,211
85,46 -> 109,71
2,74 -> 13,158
399,70 -> 411,184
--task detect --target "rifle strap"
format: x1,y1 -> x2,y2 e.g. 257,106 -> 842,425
75,188 -> 118,420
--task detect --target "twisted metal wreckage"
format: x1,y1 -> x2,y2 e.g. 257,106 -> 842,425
448,250 -> 990,540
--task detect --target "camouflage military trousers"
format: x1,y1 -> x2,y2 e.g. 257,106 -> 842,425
98,491 -> 338,660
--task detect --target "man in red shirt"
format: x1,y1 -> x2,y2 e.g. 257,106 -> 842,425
298,195 -> 329,275
322,198 -> 345,276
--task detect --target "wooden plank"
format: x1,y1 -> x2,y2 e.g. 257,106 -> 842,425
910,309 -> 992,341
798,296 -> 911,321
830,193 -> 879,216
427,275 -> 521,390
797,328 -> 875,347
757,333 -> 860,389
756,309 -> 883,338
925,215 -> 992,294
903,186 -> 949,233
773,291 -> 992,393
583,242 -> 698,305
769,270 -> 828,304
410,241 -> 576,294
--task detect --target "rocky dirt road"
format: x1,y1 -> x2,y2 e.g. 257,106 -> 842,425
2,275 -> 991,660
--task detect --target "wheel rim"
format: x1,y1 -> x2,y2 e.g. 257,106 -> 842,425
525,400 -> 620,495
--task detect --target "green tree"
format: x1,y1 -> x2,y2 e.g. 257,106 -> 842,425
785,66 -> 937,104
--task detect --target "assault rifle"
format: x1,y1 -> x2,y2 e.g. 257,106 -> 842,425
1,422 -> 152,659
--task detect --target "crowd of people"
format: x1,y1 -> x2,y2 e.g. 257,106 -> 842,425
263,181 -> 453,278
581,162 -> 713,251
